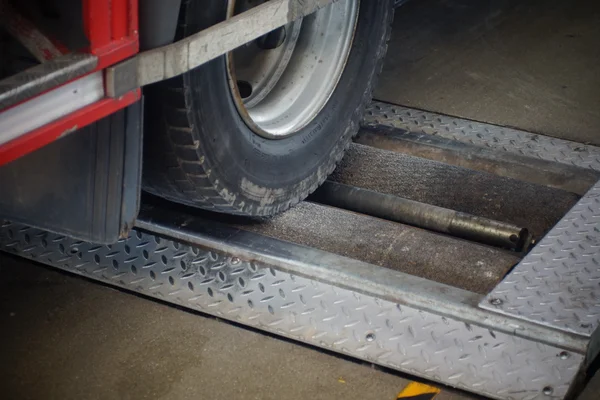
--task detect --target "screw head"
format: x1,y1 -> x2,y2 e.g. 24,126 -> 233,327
489,298 -> 503,306
559,351 -> 569,360
365,332 -> 376,342
542,386 -> 553,396
231,257 -> 240,265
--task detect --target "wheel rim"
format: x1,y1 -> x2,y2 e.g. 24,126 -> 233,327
227,0 -> 359,139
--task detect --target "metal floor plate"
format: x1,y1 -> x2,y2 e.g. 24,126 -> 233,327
363,102 -> 600,336
364,101 -> 600,172
0,212 -> 588,400
481,180 -> 600,336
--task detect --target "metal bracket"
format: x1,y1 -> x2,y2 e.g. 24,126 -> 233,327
105,57 -> 138,98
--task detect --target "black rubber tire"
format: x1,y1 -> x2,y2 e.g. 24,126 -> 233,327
143,0 -> 394,216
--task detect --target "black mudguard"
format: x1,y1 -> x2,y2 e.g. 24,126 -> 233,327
0,101 -> 143,244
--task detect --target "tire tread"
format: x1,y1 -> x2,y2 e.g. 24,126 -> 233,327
143,0 -> 395,216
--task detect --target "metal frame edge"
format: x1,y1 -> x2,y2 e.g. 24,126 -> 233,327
481,180 -> 600,339
0,209 -> 587,400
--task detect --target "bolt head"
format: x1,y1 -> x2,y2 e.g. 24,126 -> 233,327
489,298 -> 503,306
542,386 -> 554,396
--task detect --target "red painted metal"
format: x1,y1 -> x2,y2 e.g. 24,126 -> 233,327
0,0 -> 141,163
83,0 -> 139,69
82,0 -> 112,51
128,0 -> 140,37
0,90 -> 141,167
112,0 -> 129,40
95,38 -> 139,70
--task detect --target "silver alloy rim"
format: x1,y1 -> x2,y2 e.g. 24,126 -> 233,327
227,0 -> 359,139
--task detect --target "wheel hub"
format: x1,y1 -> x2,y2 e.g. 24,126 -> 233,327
227,0 -> 359,139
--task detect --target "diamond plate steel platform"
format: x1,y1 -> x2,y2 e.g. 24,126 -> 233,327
481,180 -> 600,336
0,205 -> 590,400
364,101 -> 600,172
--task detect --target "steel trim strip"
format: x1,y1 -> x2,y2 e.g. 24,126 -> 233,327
0,72 -> 104,145
0,54 -> 98,111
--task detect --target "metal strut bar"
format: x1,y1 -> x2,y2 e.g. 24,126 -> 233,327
312,181 -> 533,251
106,0 -> 339,97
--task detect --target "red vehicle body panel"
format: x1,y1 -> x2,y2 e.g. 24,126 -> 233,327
0,0 -> 140,166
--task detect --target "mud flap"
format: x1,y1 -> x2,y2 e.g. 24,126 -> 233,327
0,101 -> 143,244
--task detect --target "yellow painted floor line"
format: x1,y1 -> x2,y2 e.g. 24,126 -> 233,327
397,381 -> 441,400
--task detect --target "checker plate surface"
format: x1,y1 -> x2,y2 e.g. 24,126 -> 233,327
0,221 -> 584,400
481,181 -> 600,336
364,101 -> 600,172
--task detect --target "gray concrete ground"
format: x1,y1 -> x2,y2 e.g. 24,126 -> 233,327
0,256 -> 474,400
577,370 -> 600,400
375,0 -> 600,145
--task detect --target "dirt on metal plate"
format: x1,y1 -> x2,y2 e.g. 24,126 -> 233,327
331,143 -> 579,239
233,201 -> 520,294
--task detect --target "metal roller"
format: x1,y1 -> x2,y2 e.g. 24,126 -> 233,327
312,181 -> 533,251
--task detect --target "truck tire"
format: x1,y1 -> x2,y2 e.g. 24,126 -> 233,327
143,0 -> 394,216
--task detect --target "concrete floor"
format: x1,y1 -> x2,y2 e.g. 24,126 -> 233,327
0,256 -> 473,400
375,0 -> 600,145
